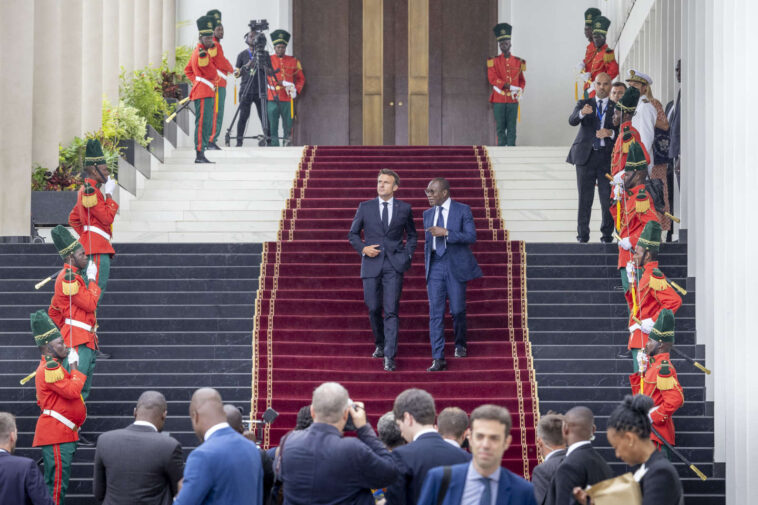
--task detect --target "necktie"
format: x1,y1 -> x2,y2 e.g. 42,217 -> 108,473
479,477 -> 492,505
593,99 -> 604,150
435,206 -> 446,257
382,201 -> 389,232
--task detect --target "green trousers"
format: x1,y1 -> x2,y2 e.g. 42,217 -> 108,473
267,100 -> 292,146
194,97 -> 214,152
42,441 -> 77,504
90,253 -> 110,295
210,86 -> 226,144
493,102 -> 518,146
62,345 -> 96,400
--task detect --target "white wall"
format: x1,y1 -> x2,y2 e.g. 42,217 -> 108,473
177,0 -> 293,142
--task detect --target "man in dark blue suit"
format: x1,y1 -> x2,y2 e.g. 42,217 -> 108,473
0,412 -> 53,505
174,388 -> 263,505
417,405 -> 536,505
423,178 -> 482,371
385,389 -> 471,505
349,169 -> 418,372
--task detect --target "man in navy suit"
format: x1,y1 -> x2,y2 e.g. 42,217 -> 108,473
174,388 -> 263,505
423,178 -> 483,371
349,169 -> 418,371
0,412 -> 53,505
385,389 -> 471,505
417,405 -> 536,505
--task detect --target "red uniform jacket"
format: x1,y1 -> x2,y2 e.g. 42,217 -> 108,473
583,42 -> 597,69
210,38 -> 234,89
267,54 -> 305,102
583,43 -> 619,96
613,185 -> 659,269
48,264 -> 101,350
611,123 -> 650,176
33,358 -> 87,446
69,178 -> 118,256
626,262 -> 683,349
185,43 -> 219,100
629,353 -> 683,446
487,54 -> 526,104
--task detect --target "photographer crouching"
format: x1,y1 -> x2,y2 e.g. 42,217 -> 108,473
234,25 -> 269,147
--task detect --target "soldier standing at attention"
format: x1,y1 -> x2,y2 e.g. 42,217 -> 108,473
584,16 -> 619,97
487,23 -> 525,146
578,8 -> 602,96
206,9 -> 234,150
184,15 -> 219,163
267,30 -> 305,146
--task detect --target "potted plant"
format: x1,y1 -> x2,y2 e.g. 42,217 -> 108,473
102,98 -> 152,180
120,67 -> 174,162
31,138 -> 86,226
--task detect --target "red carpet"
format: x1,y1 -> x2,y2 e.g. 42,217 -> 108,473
253,146 -> 539,477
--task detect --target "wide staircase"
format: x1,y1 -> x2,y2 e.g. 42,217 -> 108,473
527,241 -> 725,504
0,242 -> 262,504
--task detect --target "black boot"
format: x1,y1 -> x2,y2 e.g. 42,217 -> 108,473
208,142 -> 222,150
427,359 -> 447,372
384,357 -> 396,371
195,151 -> 214,164
95,349 -> 111,359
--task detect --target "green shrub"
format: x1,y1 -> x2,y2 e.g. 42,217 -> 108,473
120,66 -> 175,135
102,98 -> 150,148
173,45 -> 193,81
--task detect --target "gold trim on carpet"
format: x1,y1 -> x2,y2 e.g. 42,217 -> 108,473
251,242 -> 268,421
263,240 -> 281,448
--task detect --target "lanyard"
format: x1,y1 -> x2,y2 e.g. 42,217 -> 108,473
596,98 -> 606,126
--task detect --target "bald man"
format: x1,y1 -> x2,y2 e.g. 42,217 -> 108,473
174,389 -> 264,505
543,407 -> 612,505
93,391 -> 183,505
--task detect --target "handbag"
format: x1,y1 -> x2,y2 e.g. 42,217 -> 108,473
586,472 -> 642,505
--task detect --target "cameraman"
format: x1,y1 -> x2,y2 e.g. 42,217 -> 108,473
234,30 -> 268,146
278,382 -> 398,505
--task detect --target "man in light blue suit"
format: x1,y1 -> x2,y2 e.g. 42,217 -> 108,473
423,178 -> 483,371
174,388 -> 263,505
417,405 -> 536,505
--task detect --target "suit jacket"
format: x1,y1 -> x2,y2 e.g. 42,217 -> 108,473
280,423 -> 398,505
348,198 -> 418,278
544,444 -> 612,505
385,432 -> 472,505
0,451 -> 53,505
531,448 -> 566,505
93,423 -> 183,505
417,462 -> 536,505
422,200 -> 483,283
638,449 -> 684,505
174,426 -> 263,505
566,98 -> 619,166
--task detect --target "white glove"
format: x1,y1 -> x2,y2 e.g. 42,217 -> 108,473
612,171 -> 625,187
282,80 -> 294,88
288,87 -> 297,99
576,61 -> 586,72
613,185 -> 622,201
67,347 -> 79,366
581,72 -> 591,82
103,176 -> 117,196
618,237 -> 632,251
493,85 -> 504,95
640,318 -> 655,334
509,85 -> 522,94
647,405 -> 660,424
637,351 -> 649,373
86,260 -> 98,282
626,261 -> 636,283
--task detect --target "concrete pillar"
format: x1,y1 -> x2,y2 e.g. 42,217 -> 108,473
82,0 -> 104,133
32,0 -> 61,171
162,0 -> 176,68
0,1 -> 34,238
119,0 -> 135,75
148,0 -> 163,67
59,0 -> 83,145
133,0 -> 150,70
102,0 -> 120,105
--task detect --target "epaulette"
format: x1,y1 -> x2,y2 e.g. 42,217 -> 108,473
208,46 -> 218,58
82,182 -> 97,208
519,58 -> 526,72
199,50 -> 209,67
44,356 -> 65,383
61,270 -> 79,296
296,60 -> 302,70
487,58 -> 494,68
649,269 -> 669,291
622,125 -> 633,153
635,189 -> 650,214
603,49 -> 615,63
656,360 -> 676,390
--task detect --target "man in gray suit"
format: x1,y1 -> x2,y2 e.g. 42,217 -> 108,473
531,412 -> 566,505
93,391 -> 183,505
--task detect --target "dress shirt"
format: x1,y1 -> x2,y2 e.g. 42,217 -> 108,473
632,98 -> 657,168
133,420 -> 158,431
461,463 -> 500,505
432,198 -> 451,251
204,422 -> 231,441
443,438 -> 461,448
413,427 -> 439,442
578,97 -> 615,146
566,440 -> 591,456
542,447 -> 565,462
0,448 -> 6,453
378,197 -> 394,224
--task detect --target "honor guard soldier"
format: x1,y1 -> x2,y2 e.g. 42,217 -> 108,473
30,310 -> 88,505
185,15 -> 219,163
610,87 -> 650,176
267,29 -> 305,146
578,8 -> 602,95
487,23 -> 526,146
626,221 -> 682,372
584,16 -> 619,97
206,9 -> 234,150
68,139 -> 117,295
630,308 -> 684,457
47,225 -> 101,401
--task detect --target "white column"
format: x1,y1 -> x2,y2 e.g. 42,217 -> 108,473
102,0 -> 120,105
148,0 -> 163,67
32,0 -> 61,171
82,0 -> 104,133
59,0 -> 83,144
162,0 -> 176,68
119,0 -> 134,75
133,0 -> 149,70
0,1 -> 34,237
